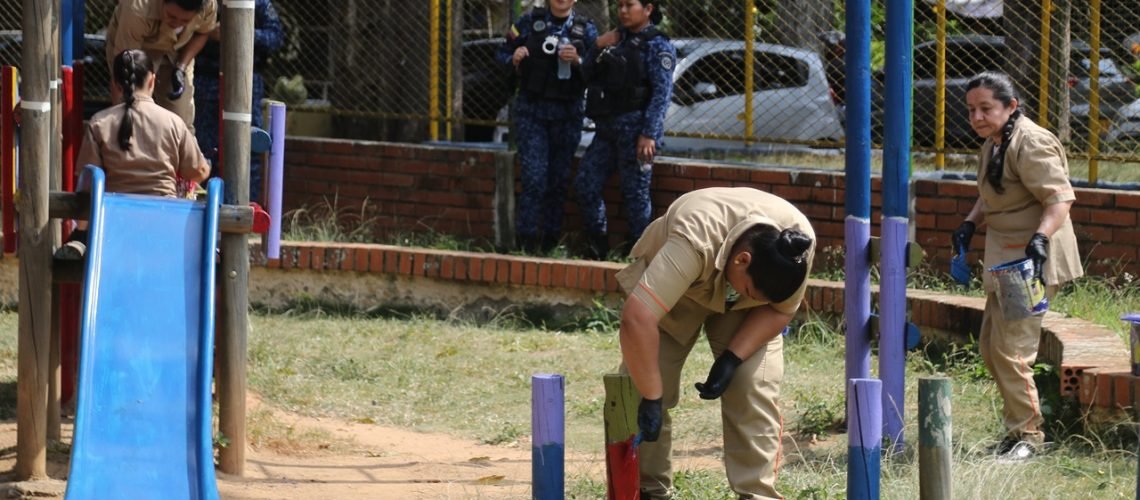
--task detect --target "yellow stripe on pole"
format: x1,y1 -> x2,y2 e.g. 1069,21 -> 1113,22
1089,0 -> 1101,184
935,0 -> 946,169
430,0 -> 441,142
445,0 -> 453,141
1037,0 -> 1052,127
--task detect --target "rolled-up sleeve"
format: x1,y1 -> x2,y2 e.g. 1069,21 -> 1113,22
1015,133 -> 1075,206
629,236 -> 703,320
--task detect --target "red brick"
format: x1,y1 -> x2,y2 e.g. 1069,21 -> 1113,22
1113,229 -> 1140,246
577,266 -> 592,290
591,267 -> 606,290
1096,372 -> 1114,408
750,170 -> 790,185
440,255 -> 455,279
711,168 -> 752,182
564,264 -> 579,288
1113,374 -> 1135,411
675,164 -> 712,179
384,250 -> 399,274
414,252 -> 429,276
1116,193 -> 1140,210
468,257 -> 484,281
537,262 -> 552,286
398,252 -> 413,275
266,258 -> 281,269
772,185 -> 812,202
1078,190 -> 1115,208
935,181 -> 977,197
453,256 -> 469,280
424,254 -> 441,278
496,259 -> 511,283
694,179 -> 735,190
655,176 -> 695,193
551,263 -> 566,287
1089,209 -> 1136,227
298,247 -> 312,269
369,249 -> 383,272
337,248 -> 353,271
606,269 -> 618,292
1088,244 -> 1137,261
312,248 -> 327,269
523,261 -> 539,286
1075,225 -> 1113,242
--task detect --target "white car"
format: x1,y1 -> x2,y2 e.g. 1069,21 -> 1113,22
1107,97 -> 1140,143
658,38 -> 844,152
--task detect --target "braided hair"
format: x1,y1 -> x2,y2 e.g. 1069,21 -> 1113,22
739,224 -> 813,303
966,71 -> 1021,194
112,49 -> 153,152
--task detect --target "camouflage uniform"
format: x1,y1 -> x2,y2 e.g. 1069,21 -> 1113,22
496,8 -> 598,252
574,25 -> 674,257
193,0 -> 284,203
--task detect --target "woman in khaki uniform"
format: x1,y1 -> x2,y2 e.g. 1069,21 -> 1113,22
106,0 -> 219,134
615,187 -> 815,499
953,71 -> 1082,461
57,49 -> 210,259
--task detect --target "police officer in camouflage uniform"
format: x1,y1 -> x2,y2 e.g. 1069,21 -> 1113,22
193,0 -> 284,202
574,0 -> 674,259
496,0 -> 598,254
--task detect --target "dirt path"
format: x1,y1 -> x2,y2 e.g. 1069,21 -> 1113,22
0,396 -> 723,499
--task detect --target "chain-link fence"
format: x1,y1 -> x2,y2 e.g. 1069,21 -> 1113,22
1,1 -> 1138,177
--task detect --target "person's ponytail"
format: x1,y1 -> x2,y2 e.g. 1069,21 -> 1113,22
113,49 -> 152,151
740,224 -> 813,303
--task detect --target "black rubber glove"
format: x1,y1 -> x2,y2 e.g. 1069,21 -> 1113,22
1025,232 -> 1049,284
952,221 -> 976,254
168,67 -> 187,100
695,351 -> 743,400
638,398 -> 662,442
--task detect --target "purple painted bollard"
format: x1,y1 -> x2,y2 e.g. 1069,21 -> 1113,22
532,374 -> 565,499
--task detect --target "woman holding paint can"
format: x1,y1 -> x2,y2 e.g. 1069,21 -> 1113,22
954,71 -> 1082,461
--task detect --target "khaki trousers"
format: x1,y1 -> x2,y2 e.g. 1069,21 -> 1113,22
978,286 -> 1057,445
637,310 -> 784,499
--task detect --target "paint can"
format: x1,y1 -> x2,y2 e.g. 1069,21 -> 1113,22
988,258 -> 1048,321
1123,314 -> 1140,376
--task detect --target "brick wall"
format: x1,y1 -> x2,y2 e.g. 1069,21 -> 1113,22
283,137 -> 1140,277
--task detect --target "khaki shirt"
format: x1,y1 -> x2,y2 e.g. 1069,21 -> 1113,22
977,115 -> 1083,290
615,187 -> 816,341
106,0 -> 218,61
77,95 -> 208,197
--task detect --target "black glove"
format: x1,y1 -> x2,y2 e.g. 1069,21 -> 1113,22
952,221 -> 976,254
637,398 -> 662,442
1025,232 -> 1049,284
695,351 -> 743,400
168,67 -> 187,100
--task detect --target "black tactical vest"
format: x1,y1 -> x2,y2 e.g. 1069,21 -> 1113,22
518,8 -> 590,101
584,27 -> 666,120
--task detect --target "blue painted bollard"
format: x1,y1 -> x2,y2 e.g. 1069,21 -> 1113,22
848,378 -> 881,500
532,374 -> 565,499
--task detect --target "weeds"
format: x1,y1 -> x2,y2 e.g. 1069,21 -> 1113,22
283,195 -> 378,243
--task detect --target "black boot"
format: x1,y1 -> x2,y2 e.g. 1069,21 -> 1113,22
586,232 -> 609,260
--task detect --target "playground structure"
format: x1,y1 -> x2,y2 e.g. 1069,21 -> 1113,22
0,0 -> 282,486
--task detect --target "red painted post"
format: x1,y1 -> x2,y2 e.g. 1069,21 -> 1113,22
1,65 -> 17,254
61,65 -> 75,195
59,64 -> 81,406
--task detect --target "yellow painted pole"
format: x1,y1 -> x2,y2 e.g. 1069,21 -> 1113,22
445,0 -> 453,141
743,0 -> 755,146
1037,0 -> 1052,126
935,0 -> 946,169
430,0 -> 441,141
1088,0 -> 1101,184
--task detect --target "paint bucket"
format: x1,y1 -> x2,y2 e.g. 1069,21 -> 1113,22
1123,314 -> 1140,376
988,258 -> 1048,321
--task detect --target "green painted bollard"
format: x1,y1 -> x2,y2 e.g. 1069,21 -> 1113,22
918,377 -> 952,500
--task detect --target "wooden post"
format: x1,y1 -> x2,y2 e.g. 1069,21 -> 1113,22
847,378 -> 881,500
218,0 -> 255,476
603,373 -> 640,500
918,377 -> 952,499
16,0 -> 57,480
532,374 -> 565,499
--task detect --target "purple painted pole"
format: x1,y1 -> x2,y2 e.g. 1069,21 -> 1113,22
846,216 -> 872,383
880,217 -> 908,450
267,102 -> 286,259
532,373 -> 565,499
848,378 -> 882,500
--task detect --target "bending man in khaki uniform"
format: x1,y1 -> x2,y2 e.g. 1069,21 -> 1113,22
954,71 -> 1082,461
106,0 -> 218,134
615,187 -> 815,499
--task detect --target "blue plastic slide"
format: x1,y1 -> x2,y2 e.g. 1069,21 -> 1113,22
65,166 -> 222,500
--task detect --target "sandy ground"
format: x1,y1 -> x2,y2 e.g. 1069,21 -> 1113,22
0,395 -> 724,499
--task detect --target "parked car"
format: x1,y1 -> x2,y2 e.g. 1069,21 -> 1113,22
570,38 -> 844,152
0,30 -> 112,119
873,34 -> 1136,148
1107,97 -> 1140,143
